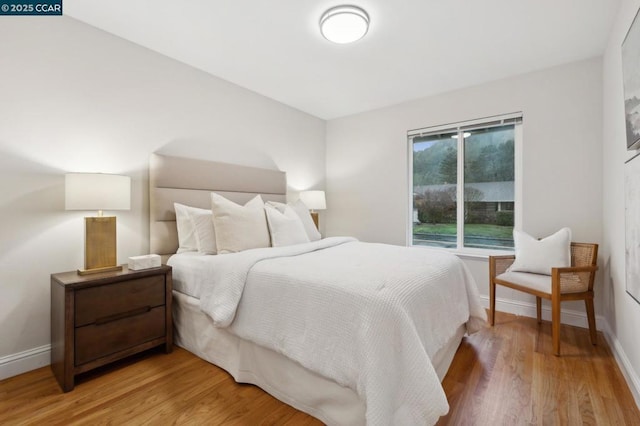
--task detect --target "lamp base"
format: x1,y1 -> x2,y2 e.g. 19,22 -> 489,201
310,212 -> 319,229
78,265 -> 123,276
84,216 -> 119,273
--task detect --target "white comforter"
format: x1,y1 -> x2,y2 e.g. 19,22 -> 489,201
196,237 -> 486,425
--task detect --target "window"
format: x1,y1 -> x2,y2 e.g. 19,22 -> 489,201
408,113 -> 521,252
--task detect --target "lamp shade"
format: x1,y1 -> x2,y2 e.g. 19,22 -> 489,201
65,173 -> 131,211
299,190 -> 326,210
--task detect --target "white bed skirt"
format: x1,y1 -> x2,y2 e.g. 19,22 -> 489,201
172,290 -> 465,425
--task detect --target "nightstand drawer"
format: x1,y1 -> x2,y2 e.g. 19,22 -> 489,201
75,275 -> 165,327
75,306 -> 166,365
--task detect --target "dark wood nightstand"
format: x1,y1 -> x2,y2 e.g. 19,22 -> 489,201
50,265 -> 172,392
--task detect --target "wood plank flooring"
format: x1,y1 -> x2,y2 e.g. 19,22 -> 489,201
438,311 -> 640,425
1,312 -> 638,425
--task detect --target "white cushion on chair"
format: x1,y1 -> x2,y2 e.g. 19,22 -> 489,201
509,227 -> 571,275
496,271 -> 552,294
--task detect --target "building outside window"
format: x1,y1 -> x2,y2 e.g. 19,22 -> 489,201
408,113 -> 522,252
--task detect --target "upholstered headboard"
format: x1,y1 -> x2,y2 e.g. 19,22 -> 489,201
149,153 -> 287,261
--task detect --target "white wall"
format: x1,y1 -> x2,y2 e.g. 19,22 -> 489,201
602,0 -> 640,405
0,17 -> 325,377
326,58 -> 604,320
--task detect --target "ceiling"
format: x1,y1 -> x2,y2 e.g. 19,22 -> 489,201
64,0 -> 619,120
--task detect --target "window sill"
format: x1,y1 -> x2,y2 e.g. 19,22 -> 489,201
410,244 -> 514,260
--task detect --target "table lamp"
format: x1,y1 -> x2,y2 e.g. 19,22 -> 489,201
65,173 -> 131,275
299,190 -> 326,229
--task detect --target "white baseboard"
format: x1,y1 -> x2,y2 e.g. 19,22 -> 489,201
479,295 -> 605,330
0,345 -> 50,381
600,320 -> 640,409
482,295 -> 640,409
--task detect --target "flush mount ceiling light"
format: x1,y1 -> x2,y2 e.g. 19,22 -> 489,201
320,5 -> 369,44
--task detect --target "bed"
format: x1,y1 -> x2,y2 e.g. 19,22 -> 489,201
149,153 -> 486,425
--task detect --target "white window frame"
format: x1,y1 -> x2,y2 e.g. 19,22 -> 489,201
407,113 -> 523,257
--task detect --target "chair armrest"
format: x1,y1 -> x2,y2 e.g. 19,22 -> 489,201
551,265 -> 598,294
552,265 -> 598,274
489,255 -> 515,279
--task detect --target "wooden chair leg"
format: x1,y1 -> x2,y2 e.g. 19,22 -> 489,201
489,280 -> 496,326
585,297 -> 597,345
536,297 -> 542,324
552,294 -> 561,356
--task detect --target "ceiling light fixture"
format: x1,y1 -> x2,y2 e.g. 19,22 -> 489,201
320,5 -> 369,44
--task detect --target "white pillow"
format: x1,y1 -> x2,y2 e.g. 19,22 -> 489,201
265,204 -> 310,247
509,227 -> 572,275
211,193 -> 270,254
174,203 -> 209,253
267,199 -> 321,242
190,212 -> 217,254
266,200 -> 287,213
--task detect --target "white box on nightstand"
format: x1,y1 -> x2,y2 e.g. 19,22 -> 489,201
128,254 -> 161,270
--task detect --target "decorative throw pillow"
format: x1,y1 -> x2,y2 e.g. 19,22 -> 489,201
211,193 -> 270,254
267,199 -> 321,242
266,200 -> 286,212
509,227 -> 572,275
190,212 -> 217,254
174,203 -> 209,253
265,204 -> 310,247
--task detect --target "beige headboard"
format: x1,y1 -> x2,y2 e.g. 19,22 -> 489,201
149,153 -> 287,260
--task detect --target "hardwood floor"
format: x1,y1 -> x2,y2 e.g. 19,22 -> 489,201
438,311 -> 640,425
1,312 -> 638,425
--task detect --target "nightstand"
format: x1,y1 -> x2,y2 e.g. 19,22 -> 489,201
50,265 -> 172,392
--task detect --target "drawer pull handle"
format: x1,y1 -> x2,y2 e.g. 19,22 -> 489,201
95,306 -> 152,325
